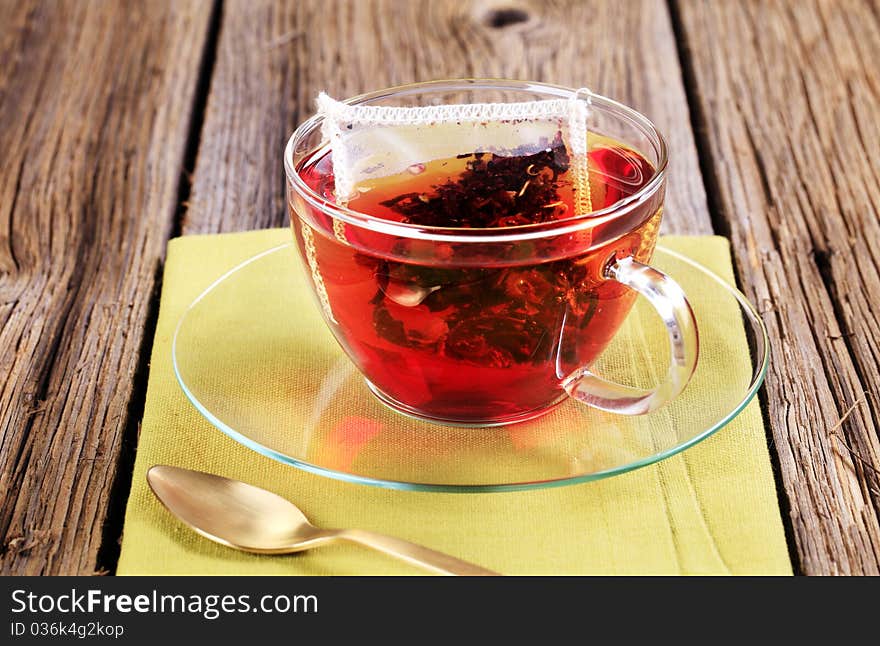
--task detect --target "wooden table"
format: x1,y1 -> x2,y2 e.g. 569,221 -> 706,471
1,0 -> 878,576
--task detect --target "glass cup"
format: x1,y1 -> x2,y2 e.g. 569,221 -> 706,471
284,79 -> 698,426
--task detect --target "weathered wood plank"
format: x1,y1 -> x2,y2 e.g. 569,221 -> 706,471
0,0 -> 214,574
183,0 -> 711,236
675,0 -> 880,574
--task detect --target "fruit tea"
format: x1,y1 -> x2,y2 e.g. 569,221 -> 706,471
293,133 -> 661,423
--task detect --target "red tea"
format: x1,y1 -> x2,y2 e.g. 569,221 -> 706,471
292,134 -> 662,423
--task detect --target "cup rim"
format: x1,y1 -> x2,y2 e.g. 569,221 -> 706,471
284,78 -> 668,243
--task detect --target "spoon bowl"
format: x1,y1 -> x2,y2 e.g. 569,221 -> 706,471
147,465 -> 498,575
147,465 -> 329,553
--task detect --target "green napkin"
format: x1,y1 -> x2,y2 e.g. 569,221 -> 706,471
118,228 -> 791,575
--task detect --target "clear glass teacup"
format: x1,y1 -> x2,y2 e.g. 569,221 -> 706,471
284,80 -> 698,426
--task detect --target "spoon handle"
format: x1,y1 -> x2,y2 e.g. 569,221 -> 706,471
335,529 -> 499,576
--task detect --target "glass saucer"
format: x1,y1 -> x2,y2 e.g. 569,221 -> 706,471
172,242 -> 768,492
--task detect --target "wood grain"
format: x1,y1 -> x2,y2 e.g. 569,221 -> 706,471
0,0 -> 213,574
675,0 -> 880,574
183,0 -> 712,236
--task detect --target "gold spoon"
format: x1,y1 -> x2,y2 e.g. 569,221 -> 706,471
147,465 -> 498,576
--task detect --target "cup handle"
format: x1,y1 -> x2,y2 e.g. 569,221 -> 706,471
561,256 -> 699,415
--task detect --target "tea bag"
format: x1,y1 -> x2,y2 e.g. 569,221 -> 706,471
303,89 -> 593,324
316,90 -> 593,219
